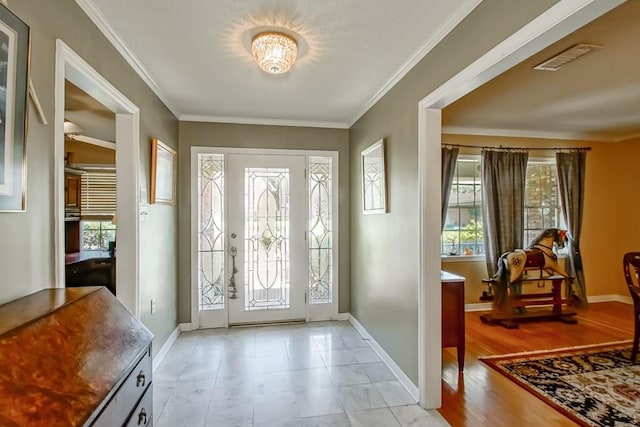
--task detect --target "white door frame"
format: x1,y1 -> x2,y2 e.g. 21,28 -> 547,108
190,147 -> 339,329
54,40 -> 141,316
416,0 -> 624,409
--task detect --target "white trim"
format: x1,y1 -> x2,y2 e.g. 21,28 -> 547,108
465,302 -> 493,312
189,151 -> 203,330
466,297 -> 633,313
152,325 -> 180,372
349,315 -> 419,403
443,125 -> 624,143
336,312 -> 351,321
74,0 -> 179,117
418,107 -> 443,409
66,133 -> 116,150
417,0 -> 624,411
54,40 -> 141,317
179,322 -> 198,332
442,255 -> 485,263
614,132 -> 640,143
331,154 -> 340,321
190,147 -> 340,328
480,339 -> 633,360
587,294 -> 633,304
419,0 -> 624,110
350,0 -> 482,126
180,114 -> 349,130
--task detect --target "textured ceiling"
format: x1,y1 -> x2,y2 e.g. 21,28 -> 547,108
79,0 -> 477,127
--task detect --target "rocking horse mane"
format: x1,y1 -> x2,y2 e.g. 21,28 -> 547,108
529,228 -> 560,248
528,228 -> 566,250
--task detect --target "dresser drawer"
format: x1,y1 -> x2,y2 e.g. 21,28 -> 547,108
126,385 -> 153,427
92,347 -> 152,427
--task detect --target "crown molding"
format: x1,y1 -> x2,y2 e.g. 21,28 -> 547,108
349,0 -> 482,127
613,131 -> 640,143
442,125 -> 630,142
180,114 -> 350,129
75,0 -> 180,118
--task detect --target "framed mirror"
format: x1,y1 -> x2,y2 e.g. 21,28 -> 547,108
361,139 -> 387,214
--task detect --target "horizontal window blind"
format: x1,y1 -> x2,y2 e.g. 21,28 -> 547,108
81,172 -> 116,217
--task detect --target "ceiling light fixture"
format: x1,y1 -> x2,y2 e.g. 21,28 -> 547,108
251,31 -> 298,74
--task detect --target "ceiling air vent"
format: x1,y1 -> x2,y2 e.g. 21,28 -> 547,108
533,43 -> 602,71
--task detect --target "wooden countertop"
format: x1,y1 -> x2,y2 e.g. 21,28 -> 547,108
65,251 -> 112,266
0,287 -> 153,426
441,270 -> 465,283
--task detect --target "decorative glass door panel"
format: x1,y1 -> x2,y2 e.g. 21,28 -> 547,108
196,153 -> 227,328
245,167 -> 290,311
309,157 -> 332,304
228,154 -> 306,324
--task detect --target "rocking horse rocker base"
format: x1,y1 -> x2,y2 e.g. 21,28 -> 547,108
481,229 -> 579,329
479,275 -> 578,329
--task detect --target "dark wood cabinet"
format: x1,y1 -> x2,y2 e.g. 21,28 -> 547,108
65,172 -> 81,211
0,287 -> 153,426
65,220 -> 81,253
66,257 -> 116,296
442,271 -> 465,371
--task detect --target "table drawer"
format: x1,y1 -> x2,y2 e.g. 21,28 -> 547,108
92,347 -> 152,427
126,385 -> 153,427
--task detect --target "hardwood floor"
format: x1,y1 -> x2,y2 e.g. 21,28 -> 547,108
438,302 -> 635,427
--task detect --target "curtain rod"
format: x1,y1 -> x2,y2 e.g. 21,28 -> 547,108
442,143 -> 591,152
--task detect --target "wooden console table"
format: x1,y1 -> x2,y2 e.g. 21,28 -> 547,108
480,275 -> 577,329
441,271 -> 465,371
0,287 -> 154,426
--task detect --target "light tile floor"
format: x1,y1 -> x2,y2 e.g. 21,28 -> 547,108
154,321 -> 449,427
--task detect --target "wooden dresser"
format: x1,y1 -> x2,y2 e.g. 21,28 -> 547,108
0,287 -> 154,426
441,271 -> 465,371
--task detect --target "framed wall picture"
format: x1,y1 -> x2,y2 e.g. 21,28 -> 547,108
0,5 -> 30,211
150,138 -> 176,205
361,138 -> 387,214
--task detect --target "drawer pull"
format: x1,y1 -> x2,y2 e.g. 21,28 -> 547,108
137,408 -> 147,425
136,371 -> 146,387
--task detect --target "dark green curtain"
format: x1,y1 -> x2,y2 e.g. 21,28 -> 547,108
481,149 -> 529,277
556,151 -> 588,308
441,146 -> 459,229
482,150 -> 528,308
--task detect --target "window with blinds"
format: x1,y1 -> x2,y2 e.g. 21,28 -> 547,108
81,171 -> 116,218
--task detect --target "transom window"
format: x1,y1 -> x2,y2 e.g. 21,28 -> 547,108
442,156 -> 562,257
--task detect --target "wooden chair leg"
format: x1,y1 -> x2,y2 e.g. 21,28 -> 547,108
633,317 -> 639,362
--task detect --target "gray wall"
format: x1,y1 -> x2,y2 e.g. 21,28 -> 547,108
349,0 -> 560,384
178,122 -> 350,323
3,0 -> 179,355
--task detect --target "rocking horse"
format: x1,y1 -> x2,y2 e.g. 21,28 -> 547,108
492,228 -> 572,311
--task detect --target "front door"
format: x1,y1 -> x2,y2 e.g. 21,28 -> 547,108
227,154 -> 307,324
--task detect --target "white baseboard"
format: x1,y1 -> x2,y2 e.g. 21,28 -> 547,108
465,302 -> 493,312
348,315 -> 419,403
587,294 -> 633,304
153,325 -> 180,372
336,312 -> 351,321
179,322 -> 197,332
465,294 -> 633,312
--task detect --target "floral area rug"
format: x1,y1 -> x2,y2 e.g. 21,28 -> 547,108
480,342 -> 640,426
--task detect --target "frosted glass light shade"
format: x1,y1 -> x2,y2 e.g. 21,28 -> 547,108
251,32 -> 298,74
